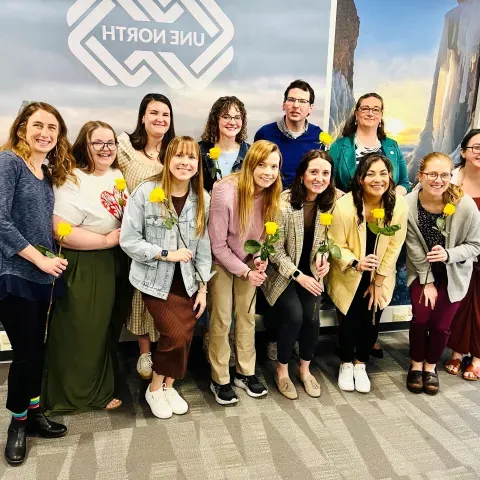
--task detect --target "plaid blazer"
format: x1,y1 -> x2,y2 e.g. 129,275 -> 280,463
262,190 -> 330,306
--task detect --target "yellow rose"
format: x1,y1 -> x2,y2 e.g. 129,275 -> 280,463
115,178 -> 126,191
319,213 -> 333,226
57,222 -> 72,238
319,132 -> 333,146
209,147 -> 221,160
443,203 -> 456,216
265,221 -> 278,235
371,208 -> 385,220
149,187 -> 166,203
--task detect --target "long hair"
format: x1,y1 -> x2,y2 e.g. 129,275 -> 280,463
0,102 -> 75,187
289,150 -> 336,212
73,121 -> 119,174
150,136 -> 206,237
351,153 -> 396,225
459,128 -> 480,167
228,140 -> 282,236
418,152 -> 464,205
128,93 -> 175,163
341,92 -> 387,141
200,96 -> 247,144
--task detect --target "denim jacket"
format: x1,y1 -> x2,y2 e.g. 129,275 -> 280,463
120,180 -> 214,300
199,140 -> 250,192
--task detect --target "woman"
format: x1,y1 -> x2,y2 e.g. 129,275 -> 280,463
328,153 -> 408,393
120,136 -> 213,419
208,140 -> 282,405
262,150 -> 333,399
117,93 -> 175,380
0,102 -> 73,465
446,130 -> 480,380
43,121 -> 131,414
406,152 -> 480,395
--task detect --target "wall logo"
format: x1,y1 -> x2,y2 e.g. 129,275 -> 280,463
67,0 -> 234,90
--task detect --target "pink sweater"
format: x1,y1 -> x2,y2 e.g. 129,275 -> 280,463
208,178 -> 265,277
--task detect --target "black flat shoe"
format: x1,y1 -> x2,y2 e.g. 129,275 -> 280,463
5,418 -> 27,466
26,409 -> 67,438
423,369 -> 439,395
406,367 -> 423,394
370,346 -> 384,359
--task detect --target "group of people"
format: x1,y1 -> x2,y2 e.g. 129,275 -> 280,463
1,78 -> 480,467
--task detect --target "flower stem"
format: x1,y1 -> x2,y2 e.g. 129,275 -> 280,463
44,240 -> 63,344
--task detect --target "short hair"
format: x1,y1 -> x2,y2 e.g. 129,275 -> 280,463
283,79 -> 315,104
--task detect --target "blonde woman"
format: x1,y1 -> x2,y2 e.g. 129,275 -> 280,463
208,140 -> 282,405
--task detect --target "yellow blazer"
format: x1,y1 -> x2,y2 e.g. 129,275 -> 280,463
327,192 -> 408,315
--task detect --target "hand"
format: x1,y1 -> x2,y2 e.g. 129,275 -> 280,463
363,283 -> 387,311
247,269 -> 267,287
315,255 -> 330,279
105,228 -> 121,248
254,257 -> 268,273
357,254 -> 380,272
36,256 -> 68,277
167,248 -> 193,263
426,245 -> 448,263
423,283 -> 438,309
193,291 -> 207,319
296,273 -> 323,296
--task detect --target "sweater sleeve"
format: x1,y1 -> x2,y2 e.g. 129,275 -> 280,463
406,216 -> 435,284
329,202 -> 356,271
117,133 -> 133,171
269,204 -> 297,279
0,153 -> 30,257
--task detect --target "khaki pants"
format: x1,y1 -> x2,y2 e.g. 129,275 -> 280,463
208,263 -> 256,385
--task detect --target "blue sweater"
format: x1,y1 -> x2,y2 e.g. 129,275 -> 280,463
254,121 -> 323,187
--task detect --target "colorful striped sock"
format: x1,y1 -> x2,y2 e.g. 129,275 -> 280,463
29,396 -> 40,410
12,410 -> 28,421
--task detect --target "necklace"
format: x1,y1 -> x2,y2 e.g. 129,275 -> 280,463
143,148 -> 159,160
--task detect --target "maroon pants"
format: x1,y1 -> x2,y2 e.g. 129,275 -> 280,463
409,278 -> 460,364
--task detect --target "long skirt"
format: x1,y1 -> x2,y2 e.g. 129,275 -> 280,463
42,246 -> 131,414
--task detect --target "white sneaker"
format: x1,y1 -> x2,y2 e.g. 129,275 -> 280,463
137,352 -> 153,380
338,362 -> 355,391
145,384 -> 172,419
267,342 -> 278,361
164,387 -> 189,415
353,363 -> 371,393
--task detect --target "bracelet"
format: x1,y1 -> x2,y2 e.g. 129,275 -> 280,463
246,269 -> 252,278
198,289 -> 208,294
375,284 -> 383,288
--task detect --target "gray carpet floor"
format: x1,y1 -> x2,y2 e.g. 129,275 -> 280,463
1,332 -> 480,480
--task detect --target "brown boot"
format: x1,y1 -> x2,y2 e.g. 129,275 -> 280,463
423,369 -> 439,395
406,366 -> 423,394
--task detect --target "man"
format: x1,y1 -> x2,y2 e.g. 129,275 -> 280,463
254,79 -> 324,189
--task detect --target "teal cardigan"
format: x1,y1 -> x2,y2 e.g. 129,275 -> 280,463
329,136 -> 410,193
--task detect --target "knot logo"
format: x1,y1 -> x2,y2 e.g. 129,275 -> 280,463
67,0 -> 234,90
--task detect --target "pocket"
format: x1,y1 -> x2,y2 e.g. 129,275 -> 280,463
145,215 -> 166,244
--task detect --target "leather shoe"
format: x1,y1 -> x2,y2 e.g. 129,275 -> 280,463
423,369 -> 439,395
27,409 -> 67,438
4,418 -> 27,466
406,366 -> 423,394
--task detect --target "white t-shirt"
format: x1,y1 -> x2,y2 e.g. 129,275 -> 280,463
54,168 -> 128,234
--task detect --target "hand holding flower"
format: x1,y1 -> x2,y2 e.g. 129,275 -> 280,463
253,256 -> 268,272
426,245 -> 448,263
246,269 -> 267,287
315,254 -> 330,278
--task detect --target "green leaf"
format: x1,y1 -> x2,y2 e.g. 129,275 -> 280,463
260,249 -> 268,261
36,245 -> 53,256
367,222 -> 380,235
328,237 -> 335,247
330,244 -> 342,259
440,230 -> 448,237
267,244 -> 275,255
436,217 -> 446,230
164,218 -> 173,230
269,232 -> 280,244
244,240 -> 262,254
45,250 -> 57,258
317,245 -> 329,254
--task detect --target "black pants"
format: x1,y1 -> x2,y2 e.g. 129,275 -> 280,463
336,282 -> 382,363
272,281 -> 319,364
0,295 -> 47,414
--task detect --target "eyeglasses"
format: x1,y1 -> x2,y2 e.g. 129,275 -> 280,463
285,97 -> 310,106
421,172 -> 452,181
464,145 -> 480,153
357,106 -> 382,115
90,141 -> 118,152
220,114 -> 243,122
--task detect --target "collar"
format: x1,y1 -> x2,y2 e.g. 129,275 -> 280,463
277,116 -> 309,139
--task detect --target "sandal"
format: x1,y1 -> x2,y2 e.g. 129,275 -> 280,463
462,363 -> 480,381
444,358 -> 462,376
104,398 -> 122,410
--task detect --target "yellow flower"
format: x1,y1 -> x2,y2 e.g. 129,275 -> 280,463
265,221 -> 278,235
319,213 -> 333,226
57,222 -> 72,238
319,132 -> 333,146
443,203 -> 456,216
209,147 -> 221,160
149,187 -> 166,203
371,208 -> 385,220
115,178 -> 126,191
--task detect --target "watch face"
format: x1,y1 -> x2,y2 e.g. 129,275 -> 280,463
161,250 -> 168,258
293,270 -> 300,278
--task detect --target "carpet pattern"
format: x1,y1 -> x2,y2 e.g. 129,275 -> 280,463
1,332 -> 480,479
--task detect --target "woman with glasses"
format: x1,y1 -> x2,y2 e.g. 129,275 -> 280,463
117,93 -> 175,381
43,121 -> 131,414
446,129 -> 480,380
405,152 -> 480,395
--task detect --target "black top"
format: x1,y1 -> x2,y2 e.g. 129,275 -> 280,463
358,225 -> 377,291
298,201 -> 317,274
170,192 -> 189,296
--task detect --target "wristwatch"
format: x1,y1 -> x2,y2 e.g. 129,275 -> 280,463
160,249 -> 168,261
350,259 -> 359,271
292,269 -> 301,280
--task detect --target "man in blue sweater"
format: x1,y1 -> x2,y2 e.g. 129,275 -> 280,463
254,79 -> 324,189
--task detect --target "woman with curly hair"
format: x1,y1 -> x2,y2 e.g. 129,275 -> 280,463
328,153 -> 407,394
0,102 -> 74,465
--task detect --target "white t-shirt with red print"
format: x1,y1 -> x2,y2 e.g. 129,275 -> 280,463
53,168 -> 128,235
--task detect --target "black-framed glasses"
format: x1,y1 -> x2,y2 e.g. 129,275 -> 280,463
220,114 -> 243,122
90,141 -> 118,152
358,106 -> 382,115
285,97 -> 310,105
422,172 -> 452,181
465,145 -> 480,153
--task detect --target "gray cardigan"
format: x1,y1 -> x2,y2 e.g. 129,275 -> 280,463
405,189 -> 480,302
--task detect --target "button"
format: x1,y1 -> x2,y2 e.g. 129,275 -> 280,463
390,151 -> 394,155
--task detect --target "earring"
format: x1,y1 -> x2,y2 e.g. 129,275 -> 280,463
49,145 -> 58,158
